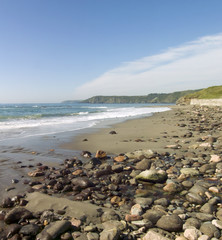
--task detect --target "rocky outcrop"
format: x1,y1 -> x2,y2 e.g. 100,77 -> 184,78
190,98 -> 222,106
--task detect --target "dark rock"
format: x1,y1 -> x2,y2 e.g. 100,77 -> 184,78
19,199 -> 28,206
57,210 -> 66,215
109,131 -> 117,134
5,187 -> 15,192
47,179 -> 57,186
0,231 -> 7,240
12,179 -> 19,184
1,197 -> 14,208
53,182 -> 64,191
142,209 -> 165,224
156,214 -> 183,232
183,132 -> 193,138
71,177 -> 94,189
135,159 -> 152,170
111,165 -> 123,173
5,224 -> 21,238
154,198 -> 169,207
19,224 -> 40,236
89,158 -> 102,166
62,185 -> 73,192
7,233 -> 21,240
4,207 -> 33,224
81,151 -> 92,158
94,166 -> 112,178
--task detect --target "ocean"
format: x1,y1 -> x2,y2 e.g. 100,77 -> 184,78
0,103 -> 170,143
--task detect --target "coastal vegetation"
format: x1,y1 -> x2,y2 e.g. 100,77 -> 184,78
176,85 -> 222,105
181,85 -> 222,99
79,89 -> 200,104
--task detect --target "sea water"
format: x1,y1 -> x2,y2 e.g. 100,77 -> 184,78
0,103 -> 170,142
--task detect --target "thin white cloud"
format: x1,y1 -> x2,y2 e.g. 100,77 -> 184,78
73,33 -> 222,99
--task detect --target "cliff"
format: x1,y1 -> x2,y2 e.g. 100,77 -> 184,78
80,90 -> 200,104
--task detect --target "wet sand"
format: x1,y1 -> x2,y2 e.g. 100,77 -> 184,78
61,106 -> 194,155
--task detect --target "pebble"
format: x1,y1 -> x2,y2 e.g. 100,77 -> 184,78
142,230 -> 170,240
87,232 -> 99,240
199,222 -> 220,238
156,214 -> 183,232
135,169 -> 167,183
186,192 -> 205,205
196,212 -> 214,221
36,220 -> 71,239
180,168 -> 199,176
212,219 -> 222,229
4,207 -> 33,224
184,228 -> 202,240
130,203 -> 143,216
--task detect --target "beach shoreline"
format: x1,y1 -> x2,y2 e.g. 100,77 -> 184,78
0,105 -> 170,200
1,104 -> 222,239
60,105 -> 190,155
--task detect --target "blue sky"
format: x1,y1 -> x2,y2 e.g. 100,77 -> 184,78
0,1 -> 222,103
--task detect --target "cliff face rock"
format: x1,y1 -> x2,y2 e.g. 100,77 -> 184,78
176,97 -> 191,105
190,99 -> 222,106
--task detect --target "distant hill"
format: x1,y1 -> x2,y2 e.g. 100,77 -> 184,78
177,85 -> 222,105
80,89 -> 200,104
62,100 -> 81,104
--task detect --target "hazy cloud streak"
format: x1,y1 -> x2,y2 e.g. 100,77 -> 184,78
73,33 -> 222,99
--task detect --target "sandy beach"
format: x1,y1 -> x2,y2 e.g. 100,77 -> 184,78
1,105 -> 222,239
61,106 -> 193,155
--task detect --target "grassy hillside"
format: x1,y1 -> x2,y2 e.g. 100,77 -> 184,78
182,85 -> 222,99
176,85 -> 222,105
80,89 -> 200,104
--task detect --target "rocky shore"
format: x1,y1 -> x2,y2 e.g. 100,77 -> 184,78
1,105 -> 222,240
